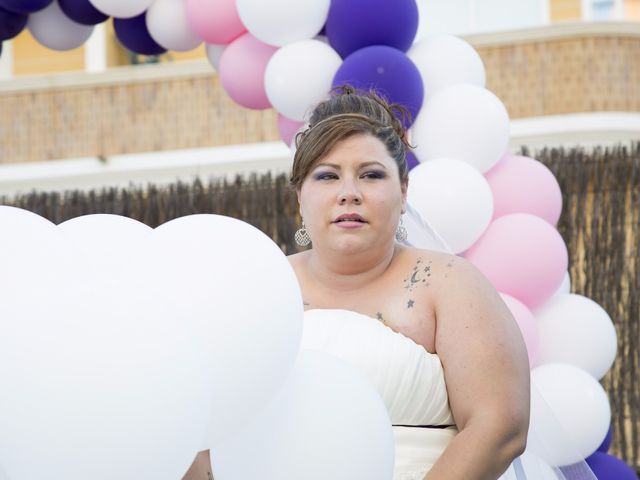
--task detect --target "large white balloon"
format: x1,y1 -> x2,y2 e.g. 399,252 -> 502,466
265,39 -> 342,121
407,158 -> 494,253
89,0 -> 154,18
0,212 -> 209,480
146,0 -> 202,51
0,208 -> 304,479
236,0 -> 330,47
534,293 -> 617,379
408,35 -> 486,99
211,350 -> 395,480
27,1 -> 94,51
528,364 -> 611,466
150,214 -> 304,446
411,84 -> 510,172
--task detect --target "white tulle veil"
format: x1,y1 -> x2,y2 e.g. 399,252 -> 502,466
400,204 -> 598,480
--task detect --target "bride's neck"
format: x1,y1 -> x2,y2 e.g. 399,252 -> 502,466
306,244 -> 398,292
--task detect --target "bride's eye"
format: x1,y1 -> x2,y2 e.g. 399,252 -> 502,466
361,170 -> 386,179
313,171 -> 338,181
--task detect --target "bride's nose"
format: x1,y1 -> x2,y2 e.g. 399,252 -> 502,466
338,181 -> 362,205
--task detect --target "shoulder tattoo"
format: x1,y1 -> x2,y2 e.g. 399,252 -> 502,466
402,257 -> 432,293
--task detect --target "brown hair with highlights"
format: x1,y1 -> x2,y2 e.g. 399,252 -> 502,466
290,85 -> 412,190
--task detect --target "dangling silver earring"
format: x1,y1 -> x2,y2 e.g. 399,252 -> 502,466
395,217 -> 408,242
295,220 -> 311,246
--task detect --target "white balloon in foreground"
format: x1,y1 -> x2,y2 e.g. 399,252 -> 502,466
211,350 -> 394,480
411,84 -> 510,172
28,1 -> 94,51
151,214 -> 304,446
89,0 -> 154,18
408,35 -> 485,99
237,0 -> 330,46
535,293 -> 617,379
0,211 -> 208,480
528,363 -> 610,466
147,0 -> 202,51
265,39 -> 342,121
407,158 -> 494,253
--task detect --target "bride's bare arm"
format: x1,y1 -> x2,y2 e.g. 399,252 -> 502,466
182,451 -> 213,480
427,256 -> 530,480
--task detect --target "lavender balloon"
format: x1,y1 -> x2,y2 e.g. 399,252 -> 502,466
585,452 -> 639,480
326,0 -> 418,58
0,5 -> 27,40
0,0 -> 52,14
114,12 -> 166,56
59,0 -> 108,25
333,45 -> 423,127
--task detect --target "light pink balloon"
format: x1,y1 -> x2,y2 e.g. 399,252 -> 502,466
218,33 -> 278,110
277,114 -> 304,146
185,0 -> 246,45
464,213 -> 568,309
485,153 -> 563,225
499,292 -> 539,367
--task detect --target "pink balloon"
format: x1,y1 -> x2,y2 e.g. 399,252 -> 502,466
485,153 -> 563,225
218,33 -> 277,110
499,292 -> 539,367
277,114 -> 305,146
464,213 -> 568,309
185,0 -> 246,45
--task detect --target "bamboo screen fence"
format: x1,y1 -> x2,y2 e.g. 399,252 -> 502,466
2,143 -> 639,471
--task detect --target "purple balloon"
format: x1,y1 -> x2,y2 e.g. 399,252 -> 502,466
597,424 -> 614,453
406,150 -> 419,171
113,12 -> 166,56
332,45 -> 424,127
586,452 -> 639,480
0,5 -> 27,40
0,0 -> 52,14
326,0 -> 419,58
59,0 -> 108,25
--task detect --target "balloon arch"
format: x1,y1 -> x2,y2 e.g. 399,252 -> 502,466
0,0 -> 635,479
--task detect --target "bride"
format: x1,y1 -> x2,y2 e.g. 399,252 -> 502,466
286,86 -> 529,479
183,86 -> 530,480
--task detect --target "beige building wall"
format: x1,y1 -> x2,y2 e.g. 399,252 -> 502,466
1,23 -> 638,165
12,29 -> 85,76
625,0 -> 640,18
550,0 -> 583,21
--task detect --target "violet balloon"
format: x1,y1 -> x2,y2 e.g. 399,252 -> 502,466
326,0 -> 418,58
0,5 -> 27,40
0,0 -> 52,14
59,0 -> 108,25
113,12 -> 166,56
406,151 -> 419,171
585,452 -> 639,480
333,45 -> 423,127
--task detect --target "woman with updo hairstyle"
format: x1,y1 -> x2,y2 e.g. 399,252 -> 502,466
288,85 -> 530,480
183,86 -> 530,480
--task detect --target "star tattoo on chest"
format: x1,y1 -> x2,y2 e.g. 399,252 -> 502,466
402,258 -> 433,292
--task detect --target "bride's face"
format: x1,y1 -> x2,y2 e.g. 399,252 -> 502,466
298,133 -> 407,254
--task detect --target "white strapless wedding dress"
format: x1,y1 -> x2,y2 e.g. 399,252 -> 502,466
301,309 -> 458,480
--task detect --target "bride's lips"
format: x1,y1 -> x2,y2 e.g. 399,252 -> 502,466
332,213 -> 367,228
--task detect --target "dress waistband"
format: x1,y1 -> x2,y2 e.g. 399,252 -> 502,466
392,424 -> 456,429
